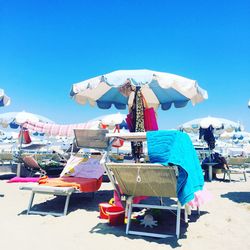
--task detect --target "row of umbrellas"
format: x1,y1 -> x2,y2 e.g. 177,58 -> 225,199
2,70 -> 250,146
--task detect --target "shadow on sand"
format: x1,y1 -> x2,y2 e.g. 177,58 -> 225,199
18,189 -> 114,215
89,209 -> 208,248
221,192 -> 250,204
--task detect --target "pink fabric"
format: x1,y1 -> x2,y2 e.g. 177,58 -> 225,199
188,187 -> 213,208
113,189 -> 147,208
7,177 -> 40,183
23,120 -> 100,137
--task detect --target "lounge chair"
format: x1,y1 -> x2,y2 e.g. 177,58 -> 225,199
0,152 -> 14,166
105,132 -> 191,239
19,129 -> 109,216
223,157 -> 247,182
106,162 -> 183,238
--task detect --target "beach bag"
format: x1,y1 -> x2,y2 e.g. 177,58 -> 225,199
142,95 -> 158,131
125,112 -> 134,132
112,126 -> 124,148
18,129 -> 32,144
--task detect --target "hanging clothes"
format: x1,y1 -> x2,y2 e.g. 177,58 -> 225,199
130,87 -> 145,161
199,125 -> 215,150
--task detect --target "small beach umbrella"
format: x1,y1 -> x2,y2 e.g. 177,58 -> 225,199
179,116 -> 243,134
248,100 -> 250,108
179,116 -> 244,150
0,111 -> 54,129
0,89 -> 11,107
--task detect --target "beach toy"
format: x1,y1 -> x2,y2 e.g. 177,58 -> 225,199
106,206 -> 125,226
99,202 -> 113,219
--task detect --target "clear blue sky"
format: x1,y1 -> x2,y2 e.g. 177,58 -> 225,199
1,0 -> 250,130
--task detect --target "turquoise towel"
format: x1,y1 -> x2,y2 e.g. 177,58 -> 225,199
146,130 -> 204,206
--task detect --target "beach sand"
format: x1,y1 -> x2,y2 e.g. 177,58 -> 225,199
0,173 -> 250,250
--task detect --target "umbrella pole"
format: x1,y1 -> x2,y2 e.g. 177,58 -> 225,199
16,125 -> 24,177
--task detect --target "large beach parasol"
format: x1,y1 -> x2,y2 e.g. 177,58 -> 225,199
70,69 -> 208,111
70,69 -> 208,160
0,89 -> 11,107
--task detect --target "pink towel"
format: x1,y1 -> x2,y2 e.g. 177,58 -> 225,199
7,177 -> 40,183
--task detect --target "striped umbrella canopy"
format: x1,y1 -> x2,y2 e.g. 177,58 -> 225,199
179,116 -> 243,134
0,111 -> 54,129
0,89 -> 11,107
221,131 -> 250,141
70,69 -> 208,111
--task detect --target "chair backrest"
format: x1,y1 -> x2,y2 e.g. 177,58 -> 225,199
0,152 -> 13,161
73,129 -> 109,150
106,163 -> 177,198
227,157 -> 246,166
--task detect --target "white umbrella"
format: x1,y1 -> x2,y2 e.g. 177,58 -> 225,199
0,111 -> 54,129
179,116 -> 243,134
0,89 -> 11,107
70,69 -> 208,111
248,100 -> 250,108
98,113 -> 126,127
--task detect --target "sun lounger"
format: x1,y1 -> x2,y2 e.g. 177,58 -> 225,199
223,157 -> 247,182
19,176 -> 102,216
104,131 -> 198,239
106,162 -> 183,238
19,129 -> 109,216
0,152 -> 14,166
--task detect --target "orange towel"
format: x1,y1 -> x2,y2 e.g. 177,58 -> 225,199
38,176 -> 102,192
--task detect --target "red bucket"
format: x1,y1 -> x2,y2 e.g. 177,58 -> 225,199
99,203 -> 113,219
106,206 -> 125,226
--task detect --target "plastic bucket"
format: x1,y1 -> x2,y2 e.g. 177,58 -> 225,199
106,206 -> 125,226
99,203 -> 113,219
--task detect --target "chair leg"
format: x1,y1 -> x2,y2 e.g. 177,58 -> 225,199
176,202 -> 181,239
126,198 -> 133,235
223,171 -> 226,181
63,193 -> 72,216
197,206 -> 200,215
226,171 -> 231,182
243,172 -> 247,182
27,191 -> 35,214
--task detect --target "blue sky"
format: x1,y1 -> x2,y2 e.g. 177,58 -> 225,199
0,0 -> 250,130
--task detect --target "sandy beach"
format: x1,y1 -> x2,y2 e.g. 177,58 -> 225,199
0,172 -> 250,250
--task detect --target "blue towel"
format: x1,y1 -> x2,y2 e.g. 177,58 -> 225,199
146,130 -> 204,206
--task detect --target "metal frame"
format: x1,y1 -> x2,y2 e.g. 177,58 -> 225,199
125,197 -> 182,238
19,129 -> 110,216
20,184 -> 76,216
